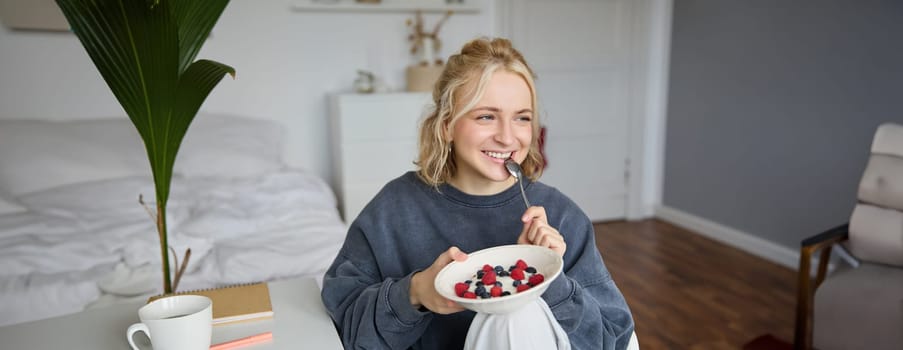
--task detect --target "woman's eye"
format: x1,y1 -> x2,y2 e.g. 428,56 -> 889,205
477,114 -> 494,120
516,115 -> 532,122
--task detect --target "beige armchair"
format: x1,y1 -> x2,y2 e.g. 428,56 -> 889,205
794,123 -> 903,350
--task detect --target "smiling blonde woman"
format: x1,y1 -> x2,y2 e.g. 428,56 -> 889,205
321,37 -> 635,350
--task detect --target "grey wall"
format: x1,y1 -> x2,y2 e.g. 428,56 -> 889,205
663,0 -> 903,249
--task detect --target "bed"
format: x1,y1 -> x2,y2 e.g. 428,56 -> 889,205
0,114 -> 348,327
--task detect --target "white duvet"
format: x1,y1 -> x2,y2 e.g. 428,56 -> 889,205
0,170 -> 347,327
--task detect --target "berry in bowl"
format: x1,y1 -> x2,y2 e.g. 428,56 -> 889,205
435,244 -> 563,315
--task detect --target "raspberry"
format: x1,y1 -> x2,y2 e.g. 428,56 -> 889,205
481,270 -> 496,285
455,282 -> 469,297
490,286 -> 502,297
463,292 -> 477,299
515,259 -> 528,270
528,274 -> 544,286
516,284 -> 531,293
482,264 -> 494,273
510,268 -> 525,281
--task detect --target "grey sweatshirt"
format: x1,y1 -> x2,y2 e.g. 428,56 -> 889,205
321,172 -> 634,349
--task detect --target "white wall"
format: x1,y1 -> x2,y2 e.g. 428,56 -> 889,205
0,0 -> 497,186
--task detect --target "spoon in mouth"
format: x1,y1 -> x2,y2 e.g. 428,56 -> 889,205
504,158 -> 531,209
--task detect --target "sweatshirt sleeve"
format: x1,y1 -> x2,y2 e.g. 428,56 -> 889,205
321,224 -> 433,349
540,211 -> 635,350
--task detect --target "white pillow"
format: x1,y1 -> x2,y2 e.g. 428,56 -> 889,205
0,118 -> 148,197
0,114 -> 285,197
177,114 -> 285,177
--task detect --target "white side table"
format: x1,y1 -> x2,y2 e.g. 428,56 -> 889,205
0,278 -> 343,349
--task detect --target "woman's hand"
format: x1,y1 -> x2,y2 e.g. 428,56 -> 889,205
410,246 -> 468,314
518,206 -> 566,257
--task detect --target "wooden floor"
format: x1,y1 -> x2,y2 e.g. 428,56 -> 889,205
594,219 -> 797,350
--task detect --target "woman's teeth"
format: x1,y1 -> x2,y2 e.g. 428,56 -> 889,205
485,151 -> 512,159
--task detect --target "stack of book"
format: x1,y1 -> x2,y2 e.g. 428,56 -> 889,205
149,282 -> 274,325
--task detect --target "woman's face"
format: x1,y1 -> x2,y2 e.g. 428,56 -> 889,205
448,70 -> 533,194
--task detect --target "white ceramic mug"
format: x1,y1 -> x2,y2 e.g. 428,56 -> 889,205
126,295 -> 213,350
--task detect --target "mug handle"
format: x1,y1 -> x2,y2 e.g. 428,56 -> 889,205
126,323 -> 149,350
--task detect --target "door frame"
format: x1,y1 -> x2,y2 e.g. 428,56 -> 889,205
495,0 -> 673,220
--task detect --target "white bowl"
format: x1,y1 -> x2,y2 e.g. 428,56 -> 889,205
435,244 -> 563,315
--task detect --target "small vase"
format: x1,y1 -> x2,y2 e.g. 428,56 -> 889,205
405,64 -> 444,92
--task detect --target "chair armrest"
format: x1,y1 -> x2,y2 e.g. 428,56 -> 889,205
801,223 -> 849,251
799,223 -> 849,293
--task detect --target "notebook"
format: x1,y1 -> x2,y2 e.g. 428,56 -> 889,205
148,282 -> 274,325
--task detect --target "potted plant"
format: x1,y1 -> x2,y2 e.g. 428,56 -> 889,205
55,0 -> 235,294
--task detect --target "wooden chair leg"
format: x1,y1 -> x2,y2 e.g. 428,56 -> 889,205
794,247 -> 814,350
795,245 -> 834,350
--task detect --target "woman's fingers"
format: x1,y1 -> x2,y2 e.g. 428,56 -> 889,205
537,230 -> 565,249
448,246 -> 468,262
523,207 -> 548,239
520,206 -> 548,224
411,246 -> 470,315
519,214 -> 548,244
519,206 -> 544,243
434,246 -> 467,268
435,300 -> 465,314
517,207 -> 566,256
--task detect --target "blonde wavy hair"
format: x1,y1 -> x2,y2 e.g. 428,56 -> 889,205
415,37 -> 543,187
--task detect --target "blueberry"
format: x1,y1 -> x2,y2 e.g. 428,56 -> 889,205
502,291 -> 511,296
475,281 -> 484,287
513,280 -> 521,287
494,265 -> 504,272
509,265 -> 516,271
465,280 -> 472,284
525,267 -> 537,274
475,285 -> 486,294
477,270 -> 484,279
498,270 -> 509,277
494,281 -> 502,287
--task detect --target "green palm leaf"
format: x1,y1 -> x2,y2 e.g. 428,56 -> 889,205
55,0 -> 233,294
171,1 -> 229,74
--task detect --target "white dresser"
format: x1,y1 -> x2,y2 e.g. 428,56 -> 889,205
329,92 -> 433,223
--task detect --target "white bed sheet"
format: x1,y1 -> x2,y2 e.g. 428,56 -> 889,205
0,170 -> 347,327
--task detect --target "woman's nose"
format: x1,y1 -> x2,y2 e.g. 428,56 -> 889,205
493,121 -> 515,144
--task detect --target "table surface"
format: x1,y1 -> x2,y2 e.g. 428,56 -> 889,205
0,278 -> 344,349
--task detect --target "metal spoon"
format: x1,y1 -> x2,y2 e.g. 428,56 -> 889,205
504,158 -> 531,209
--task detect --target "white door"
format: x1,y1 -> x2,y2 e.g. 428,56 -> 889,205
505,0 -> 634,221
